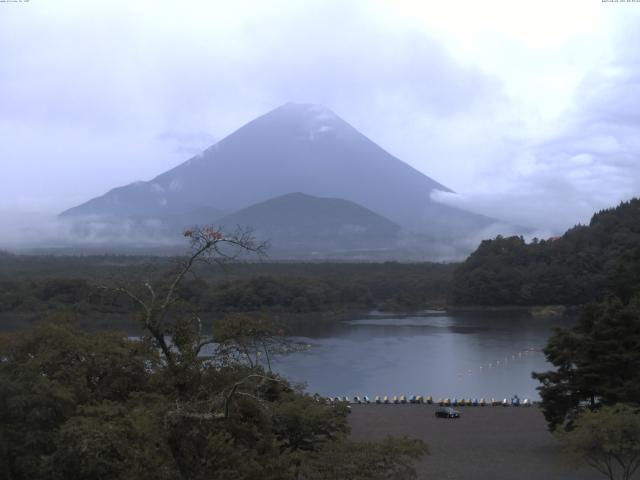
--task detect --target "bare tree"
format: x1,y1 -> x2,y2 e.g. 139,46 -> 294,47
111,225 -> 267,370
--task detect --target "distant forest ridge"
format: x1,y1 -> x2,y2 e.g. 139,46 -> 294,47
0,258 -> 454,331
452,198 -> 640,306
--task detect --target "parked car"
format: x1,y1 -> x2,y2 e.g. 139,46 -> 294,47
435,407 -> 461,418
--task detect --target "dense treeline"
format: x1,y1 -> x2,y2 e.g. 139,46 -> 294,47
0,256 -> 454,330
452,198 -> 640,306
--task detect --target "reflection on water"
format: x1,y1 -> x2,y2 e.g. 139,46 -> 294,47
272,310 -> 574,399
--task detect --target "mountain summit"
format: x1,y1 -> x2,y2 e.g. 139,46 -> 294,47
61,103 -> 497,255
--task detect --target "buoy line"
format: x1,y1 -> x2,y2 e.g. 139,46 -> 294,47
454,347 -> 543,379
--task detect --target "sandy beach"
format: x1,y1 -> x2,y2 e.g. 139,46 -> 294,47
349,404 -> 601,480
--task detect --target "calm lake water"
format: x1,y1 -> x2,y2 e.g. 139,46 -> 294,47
271,310 -> 575,400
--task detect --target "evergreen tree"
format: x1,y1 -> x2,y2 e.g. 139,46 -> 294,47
533,293 -> 640,430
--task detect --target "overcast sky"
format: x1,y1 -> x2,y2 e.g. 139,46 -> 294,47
1,0 -> 639,234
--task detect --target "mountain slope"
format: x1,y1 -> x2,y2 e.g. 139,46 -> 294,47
216,192 -> 400,256
61,103 -> 494,238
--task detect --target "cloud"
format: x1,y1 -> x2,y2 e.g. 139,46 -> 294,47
0,0 -> 638,242
0,0 -> 504,215
156,131 -> 216,156
431,18 -> 640,233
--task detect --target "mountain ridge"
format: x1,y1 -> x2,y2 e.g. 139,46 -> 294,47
62,103 -> 474,227
60,102 -> 502,258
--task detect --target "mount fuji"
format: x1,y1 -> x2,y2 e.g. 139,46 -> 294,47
61,103 -> 503,258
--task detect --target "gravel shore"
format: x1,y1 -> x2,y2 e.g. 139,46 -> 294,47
348,404 -> 601,480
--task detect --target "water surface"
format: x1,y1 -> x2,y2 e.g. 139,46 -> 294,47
272,310 -> 573,400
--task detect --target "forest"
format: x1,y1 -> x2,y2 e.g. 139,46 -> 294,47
0,251 -> 454,331
3,198 -> 640,334
452,199 -> 640,306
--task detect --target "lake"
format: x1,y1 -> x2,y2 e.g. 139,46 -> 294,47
271,310 -> 574,400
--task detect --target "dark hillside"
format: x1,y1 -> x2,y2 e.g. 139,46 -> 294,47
452,198 -> 640,306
